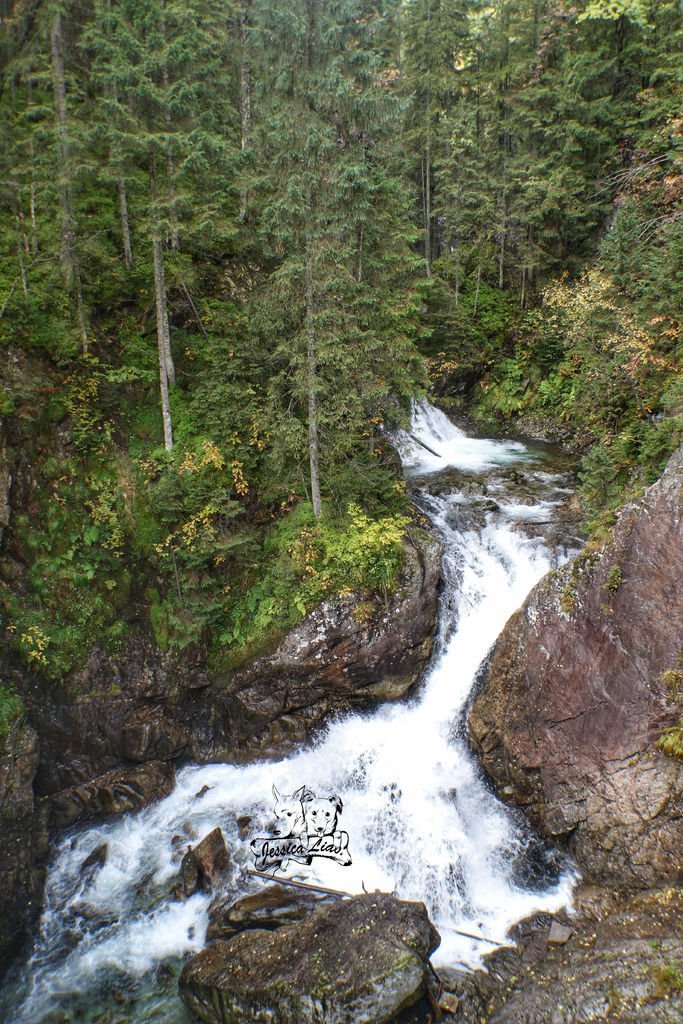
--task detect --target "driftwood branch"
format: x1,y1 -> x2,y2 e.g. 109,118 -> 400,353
409,433 -> 442,458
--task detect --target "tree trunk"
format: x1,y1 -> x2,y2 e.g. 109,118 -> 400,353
152,236 -> 173,451
16,217 -> 28,296
473,261 -> 482,315
29,176 -> 38,253
422,144 -> 432,279
50,10 -> 87,352
150,158 -> 176,386
305,221 -> 322,520
239,0 -> 252,223
498,227 -> 505,289
26,82 -> 39,253
118,177 -> 134,268
162,56 -> 180,251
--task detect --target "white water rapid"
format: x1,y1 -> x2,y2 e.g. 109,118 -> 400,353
4,401 -> 579,1024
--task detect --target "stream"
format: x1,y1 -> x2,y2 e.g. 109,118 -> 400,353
2,401 -> 581,1024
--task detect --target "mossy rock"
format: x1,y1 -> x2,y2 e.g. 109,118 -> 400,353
179,892 -> 440,1024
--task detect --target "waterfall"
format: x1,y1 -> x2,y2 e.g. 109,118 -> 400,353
3,401 -> 578,1023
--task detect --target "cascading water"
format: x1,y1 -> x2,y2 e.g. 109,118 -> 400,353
3,401 -> 580,1024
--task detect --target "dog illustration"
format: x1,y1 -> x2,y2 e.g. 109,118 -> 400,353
304,795 -> 343,837
303,794 -> 351,865
250,786 -> 351,871
271,784 -> 312,838
250,785 -> 313,872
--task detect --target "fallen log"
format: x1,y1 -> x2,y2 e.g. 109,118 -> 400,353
247,868 -> 351,899
409,432 -> 442,458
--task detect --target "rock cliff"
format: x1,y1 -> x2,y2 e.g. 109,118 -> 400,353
0,718 -> 48,967
0,528 -> 440,974
470,446 -> 683,887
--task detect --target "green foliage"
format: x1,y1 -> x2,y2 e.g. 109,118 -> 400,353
217,501 -> 410,658
657,720 -> 683,760
579,1 -> 652,29
0,0 -> 680,684
420,273 -> 512,374
652,960 -> 683,994
0,685 -> 23,741
144,491 -> 411,658
661,668 -> 682,700
603,565 -> 624,592
1,451 -> 136,678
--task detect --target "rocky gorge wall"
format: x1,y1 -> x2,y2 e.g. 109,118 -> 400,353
470,446 -> 683,888
0,529 -> 441,971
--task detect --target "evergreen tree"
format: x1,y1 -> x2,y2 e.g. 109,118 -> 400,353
83,0 -> 240,449
249,0 -> 425,515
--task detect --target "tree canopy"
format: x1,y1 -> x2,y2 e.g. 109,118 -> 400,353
0,0 -> 680,673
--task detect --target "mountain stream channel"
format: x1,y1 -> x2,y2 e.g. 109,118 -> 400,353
3,401 -> 584,1024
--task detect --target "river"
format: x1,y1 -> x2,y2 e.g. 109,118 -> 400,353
2,401 -> 580,1024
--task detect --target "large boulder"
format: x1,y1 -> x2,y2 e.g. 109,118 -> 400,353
210,531 -> 442,760
486,886 -> 683,1024
470,446 -> 683,888
179,892 -> 440,1024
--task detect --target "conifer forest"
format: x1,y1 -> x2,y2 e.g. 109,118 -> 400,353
0,0 -> 680,679
0,2 -> 681,1020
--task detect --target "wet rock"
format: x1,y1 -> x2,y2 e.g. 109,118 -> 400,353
439,992 -> 459,1015
70,901 -> 118,930
470,446 -> 683,888
193,827 -> 230,885
547,922 -> 572,946
0,717 -> 48,974
80,842 -> 108,876
179,892 -> 440,1024
236,814 -> 252,839
430,888 -> 683,1023
207,884 -> 335,941
180,847 -> 200,898
171,833 -> 189,863
121,705 -> 189,762
16,631 -> 204,798
217,531 -> 441,760
180,828 -> 230,896
50,761 -> 175,828
487,887 -> 683,1024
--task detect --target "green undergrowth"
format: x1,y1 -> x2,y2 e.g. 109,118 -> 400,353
456,155 -> 683,536
466,301 -> 682,535
1,383 -> 413,679
653,961 -> 683,995
0,685 -> 23,742
152,498 -> 411,663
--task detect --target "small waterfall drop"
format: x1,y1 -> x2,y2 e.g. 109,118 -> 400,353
3,400 -> 579,1024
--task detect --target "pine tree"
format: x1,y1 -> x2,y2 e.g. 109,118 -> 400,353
250,0 -> 425,515
83,0 -> 240,450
